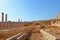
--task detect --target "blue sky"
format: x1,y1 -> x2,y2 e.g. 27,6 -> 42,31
0,0 -> 60,22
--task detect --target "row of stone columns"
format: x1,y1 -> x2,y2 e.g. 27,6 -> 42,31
2,12 -> 7,28
1,12 -> 22,29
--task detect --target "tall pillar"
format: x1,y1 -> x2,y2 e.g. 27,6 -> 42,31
5,14 -> 7,28
2,12 -> 4,22
2,12 -> 4,28
5,14 -> 7,22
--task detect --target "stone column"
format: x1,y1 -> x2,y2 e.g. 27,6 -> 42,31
2,12 -> 4,28
18,18 -> 20,22
5,14 -> 7,22
5,14 -> 7,28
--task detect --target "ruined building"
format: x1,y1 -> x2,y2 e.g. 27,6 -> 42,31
56,12 -> 60,19
0,12 -> 26,29
51,12 -> 60,26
